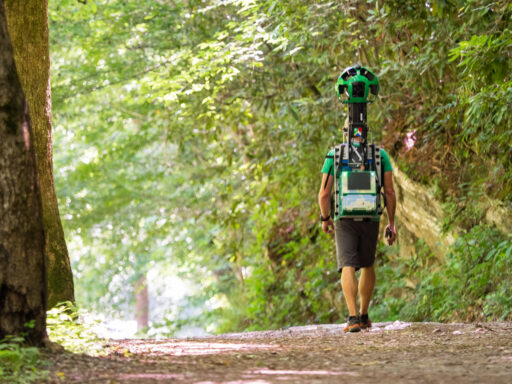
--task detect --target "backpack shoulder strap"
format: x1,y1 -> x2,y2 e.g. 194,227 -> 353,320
374,145 -> 383,214
333,143 -> 345,219
375,146 -> 382,189
342,142 -> 349,163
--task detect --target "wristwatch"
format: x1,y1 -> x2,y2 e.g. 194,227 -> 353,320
320,214 -> 330,222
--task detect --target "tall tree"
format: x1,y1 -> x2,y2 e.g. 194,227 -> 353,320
135,274 -> 149,332
0,0 -> 47,344
5,0 -> 74,308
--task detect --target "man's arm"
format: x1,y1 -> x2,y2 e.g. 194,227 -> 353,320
318,173 -> 334,233
383,171 -> 396,245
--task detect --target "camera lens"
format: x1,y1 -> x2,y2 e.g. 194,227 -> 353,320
351,82 -> 365,98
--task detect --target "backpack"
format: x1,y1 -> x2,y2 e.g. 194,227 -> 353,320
327,143 -> 384,220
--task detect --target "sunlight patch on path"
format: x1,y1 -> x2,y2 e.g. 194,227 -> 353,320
195,381 -> 271,384
115,373 -> 189,380
252,369 -> 359,376
193,369 -> 358,384
122,340 -> 278,356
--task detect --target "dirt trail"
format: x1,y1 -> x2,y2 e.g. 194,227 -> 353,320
43,322 -> 512,383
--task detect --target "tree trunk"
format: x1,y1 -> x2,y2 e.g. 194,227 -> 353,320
5,0 -> 75,308
135,275 -> 149,332
0,0 -> 47,344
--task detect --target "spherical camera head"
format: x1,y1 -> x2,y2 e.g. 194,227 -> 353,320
336,64 -> 379,104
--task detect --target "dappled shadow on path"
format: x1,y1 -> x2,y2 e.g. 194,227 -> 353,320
43,322 -> 512,383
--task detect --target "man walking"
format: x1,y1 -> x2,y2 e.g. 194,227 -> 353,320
318,66 -> 396,333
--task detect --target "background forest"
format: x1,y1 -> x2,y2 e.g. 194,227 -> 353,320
48,0 -> 512,335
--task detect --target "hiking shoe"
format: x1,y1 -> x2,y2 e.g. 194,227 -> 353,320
343,316 -> 361,333
360,313 -> 372,329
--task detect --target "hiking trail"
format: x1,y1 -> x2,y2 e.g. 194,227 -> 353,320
43,321 -> 512,383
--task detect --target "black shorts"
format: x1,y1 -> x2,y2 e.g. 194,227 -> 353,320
335,219 -> 380,273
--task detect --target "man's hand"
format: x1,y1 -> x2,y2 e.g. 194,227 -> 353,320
385,224 -> 396,245
322,218 -> 334,234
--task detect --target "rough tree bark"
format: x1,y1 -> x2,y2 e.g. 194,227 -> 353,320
0,0 -> 47,344
5,0 -> 75,308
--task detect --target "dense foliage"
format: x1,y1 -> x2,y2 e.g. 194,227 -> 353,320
49,0 -> 512,333
47,302 -> 104,355
0,335 -> 46,384
373,229 -> 512,322
0,303 -> 104,384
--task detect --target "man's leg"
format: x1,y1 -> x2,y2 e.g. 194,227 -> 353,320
359,265 -> 375,315
336,220 -> 361,332
341,266 -> 358,316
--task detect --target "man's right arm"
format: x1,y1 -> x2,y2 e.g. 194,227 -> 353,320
383,171 -> 396,245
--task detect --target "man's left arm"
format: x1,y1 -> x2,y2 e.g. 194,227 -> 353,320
383,171 -> 396,245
